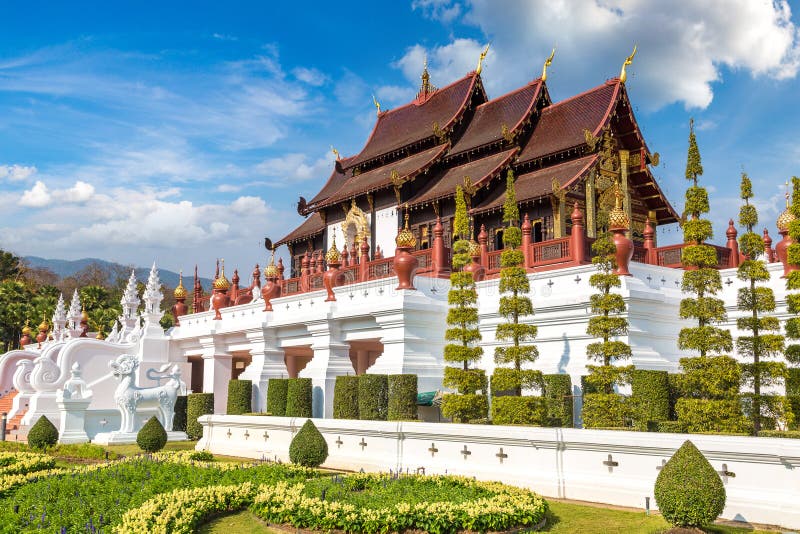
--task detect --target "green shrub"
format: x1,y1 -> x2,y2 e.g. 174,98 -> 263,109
543,374 -> 572,427
137,416 -> 168,453
189,450 -> 215,461
186,393 -> 214,440
289,419 -> 328,467
358,374 -> 388,421
388,374 -> 418,421
631,369 -> 670,429
491,396 -> 545,426
441,394 -> 489,423
333,375 -> 360,419
580,375 -> 598,395
651,420 -> 686,433
667,373 -> 682,420
582,393 -> 629,428
51,443 -> 119,460
286,378 -> 313,418
226,379 -> 252,415
757,429 -> 800,438
654,440 -> 726,527
266,378 -> 289,416
789,396 -> 800,430
27,416 -> 59,450
172,395 -> 187,432
787,368 -> 800,396
675,398 -> 750,434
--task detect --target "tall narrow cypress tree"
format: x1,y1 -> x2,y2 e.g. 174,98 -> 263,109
491,171 -> 542,424
676,120 -> 745,433
736,172 -> 785,433
441,186 -> 487,422
783,176 -> 800,426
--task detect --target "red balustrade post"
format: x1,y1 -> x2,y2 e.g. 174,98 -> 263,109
300,251 -> 311,292
394,213 -> 419,290
478,224 -> 489,270
725,219 -> 740,268
341,243 -> 350,268
609,190 -> 633,276
763,228 -> 775,263
642,217 -> 656,265
323,243 -> 343,302
432,216 -> 446,276
521,214 -> 532,268
359,236 -> 370,282
570,202 -> 586,265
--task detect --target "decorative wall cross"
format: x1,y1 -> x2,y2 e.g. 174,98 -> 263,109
428,443 -> 439,457
359,438 -> 368,450
335,436 -> 344,448
226,428 -> 232,438
262,431 -> 270,441
717,463 -> 736,482
461,445 -> 472,459
244,430 -> 250,440
496,448 -> 508,463
603,454 -> 618,471
656,459 -> 667,471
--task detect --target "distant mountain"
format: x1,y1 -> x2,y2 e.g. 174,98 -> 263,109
23,256 -> 214,289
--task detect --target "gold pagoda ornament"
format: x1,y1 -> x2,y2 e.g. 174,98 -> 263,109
777,181 -> 795,233
476,43 -> 490,75
396,211 -> 417,248
542,48 -> 555,81
21,320 -> 32,337
608,182 -> 629,230
620,44 -> 637,84
326,234 -> 341,264
173,270 -> 188,299
264,249 -> 279,279
468,239 -> 481,257
213,259 -> 231,290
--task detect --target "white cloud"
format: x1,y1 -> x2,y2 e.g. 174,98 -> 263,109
406,0 -> 800,110
375,84 -> 416,105
254,151 -> 335,183
19,180 -> 51,207
412,0 -> 462,23
217,183 -> 243,193
60,180 -> 95,203
292,66 -> 327,86
230,195 -> 268,215
0,164 -> 37,182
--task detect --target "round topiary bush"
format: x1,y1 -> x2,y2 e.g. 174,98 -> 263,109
266,378 -> 289,416
654,440 -> 726,528
286,378 -> 312,417
186,392 -> 214,440
172,395 -> 187,432
358,373 -> 388,421
226,379 -> 252,415
27,415 -> 59,450
137,416 -> 168,453
388,374 -> 418,421
288,419 -> 328,467
333,375 -> 359,419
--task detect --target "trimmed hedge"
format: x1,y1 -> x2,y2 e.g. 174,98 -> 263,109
172,395 -> 187,432
388,374 -> 418,421
631,369 -> 670,429
27,416 -> 59,450
675,398 -> 750,434
266,378 -> 289,416
137,416 -> 168,453
667,373 -> 682,420
441,394 -> 489,423
186,393 -> 214,440
286,378 -> 313,418
757,429 -> 800,438
289,419 -> 328,467
654,440 -> 726,527
543,374 -> 572,427
580,375 -> 598,395
787,369 -> 800,430
650,420 -> 687,433
491,396 -> 545,426
333,375 -> 360,419
582,393 -> 629,429
358,374 -> 389,421
226,379 -> 252,415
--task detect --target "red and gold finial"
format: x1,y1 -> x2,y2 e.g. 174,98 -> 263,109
264,248 -> 279,279
777,180 -> 795,233
395,209 -> 416,248
325,233 -> 341,264
213,259 -> 230,290
608,181 -> 629,230
174,270 -> 188,299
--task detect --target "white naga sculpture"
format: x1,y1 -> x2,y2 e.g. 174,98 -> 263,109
110,354 -> 183,433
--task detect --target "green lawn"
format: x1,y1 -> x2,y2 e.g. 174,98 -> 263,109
199,501 -> 781,534
103,439 -> 198,457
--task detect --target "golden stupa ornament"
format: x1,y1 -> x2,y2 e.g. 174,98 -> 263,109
468,239 -> 481,257
21,320 -> 32,336
213,259 -> 231,290
326,234 -> 341,264
174,270 -> 188,299
542,48 -> 555,81
476,43 -> 490,75
608,182 -> 629,229
620,45 -> 637,84
777,180 -> 795,233
264,249 -> 279,278
396,211 -> 417,248
38,316 -> 48,333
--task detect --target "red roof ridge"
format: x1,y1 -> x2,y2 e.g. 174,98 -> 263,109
542,78 -> 620,115
441,72 -> 480,132
479,78 -> 543,108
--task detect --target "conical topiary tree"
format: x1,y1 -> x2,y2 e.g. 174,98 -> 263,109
137,415 -> 168,453
783,176 -> 800,426
27,415 -> 59,450
675,120 -> 745,433
654,440 -> 726,528
736,173 -> 786,433
289,419 -> 328,467
441,186 -> 487,423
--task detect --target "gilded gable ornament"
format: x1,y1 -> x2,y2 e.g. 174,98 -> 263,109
432,121 -> 446,142
551,178 -> 566,202
463,175 -> 478,198
501,123 -> 514,143
597,125 -> 621,181
583,129 -> 600,151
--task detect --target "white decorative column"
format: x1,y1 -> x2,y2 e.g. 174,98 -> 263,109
119,270 -> 140,341
299,318 -> 352,418
56,363 -> 92,444
66,290 -> 83,339
51,293 -> 67,341
141,263 -> 164,336
238,327 -> 287,413
199,335 -> 232,414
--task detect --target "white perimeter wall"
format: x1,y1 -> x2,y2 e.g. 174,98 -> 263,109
199,415 -> 800,529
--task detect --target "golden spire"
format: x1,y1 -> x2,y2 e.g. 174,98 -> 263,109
326,233 -> 341,264
38,314 -> 48,332
21,320 -> 32,336
476,43 -> 490,75
620,44 -> 637,84
421,56 -> 430,92
264,248 -> 279,278
608,180 -> 629,229
213,259 -> 231,290
542,48 -> 556,81
786,180 -> 790,209
395,208 -> 417,248
174,270 -> 188,299
372,94 -> 381,115
777,180 -> 795,233
331,146 -> 340,161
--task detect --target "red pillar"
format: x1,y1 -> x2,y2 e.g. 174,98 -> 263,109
478,224 -> 489,269
763,228 -> 775,263
643,217 -> 656,265
570,202 -> 586,265
726,219 -> 740,268
521,214 -> 532,268
359,236 -> 370,281
432,216 -> 446,276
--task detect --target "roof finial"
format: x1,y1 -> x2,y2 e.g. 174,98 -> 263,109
476,43 -> 490,75
620,44 -> 637,83
542,48 -> 556,81
372,94 -> 381,115
786,180 -> 791,209
331,145 -> 340,160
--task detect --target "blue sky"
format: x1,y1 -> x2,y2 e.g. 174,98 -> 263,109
0,1 -> 798,278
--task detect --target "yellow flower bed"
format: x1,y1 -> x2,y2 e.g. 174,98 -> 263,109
0,451 -> 55,477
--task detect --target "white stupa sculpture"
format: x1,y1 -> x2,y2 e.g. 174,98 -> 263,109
51,293 -> 67,341
66,290 -> 83,339
142,263 -> 164,336
119,270 -> 140,342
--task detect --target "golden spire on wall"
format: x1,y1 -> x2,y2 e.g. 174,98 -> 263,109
542,48 -> 555,81
620,44 -> 637,83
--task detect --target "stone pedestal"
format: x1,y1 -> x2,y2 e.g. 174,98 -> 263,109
56,395 -> 91,444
